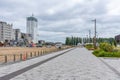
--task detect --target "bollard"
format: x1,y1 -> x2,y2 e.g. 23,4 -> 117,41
38,51 -> 39,56
22,54 -> 26,61
5,55 -> 7,63
41,50 -> 42,55
30,52 -> 32,57
13,54 -> 16,62
20,54 -> 22,61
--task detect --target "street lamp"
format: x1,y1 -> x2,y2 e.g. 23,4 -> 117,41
92,19 -> 97,49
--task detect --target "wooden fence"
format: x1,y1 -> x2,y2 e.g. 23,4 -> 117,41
0,46 -> 71,64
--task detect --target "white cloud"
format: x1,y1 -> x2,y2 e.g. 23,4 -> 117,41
46,9 -> 56,15
107,0 -> 120,15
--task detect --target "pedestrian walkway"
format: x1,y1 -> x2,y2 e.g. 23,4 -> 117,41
0,48 -> 120,80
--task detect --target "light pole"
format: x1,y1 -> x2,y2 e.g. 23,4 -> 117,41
92,19 -> 97,49
89,30 -> 91,43
86,35 -> 88,43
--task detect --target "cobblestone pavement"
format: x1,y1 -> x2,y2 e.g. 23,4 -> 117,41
101,58 -> 120,76
9,48 -> 120,80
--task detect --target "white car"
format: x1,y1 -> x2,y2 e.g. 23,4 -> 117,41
55,44 -> 62,49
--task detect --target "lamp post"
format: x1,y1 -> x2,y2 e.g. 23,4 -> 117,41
92,19 -> 97,49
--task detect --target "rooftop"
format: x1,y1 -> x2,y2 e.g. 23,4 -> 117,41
27,15 -> 38,22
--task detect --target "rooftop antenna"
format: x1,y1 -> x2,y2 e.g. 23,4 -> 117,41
32,13 -> 34,17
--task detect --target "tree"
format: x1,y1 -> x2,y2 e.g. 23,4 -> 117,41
65,37 -> 82,45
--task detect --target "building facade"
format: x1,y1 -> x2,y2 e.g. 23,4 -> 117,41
26,15 -> 38,43
115,34 -> 120,44
21,33 -> 32,43
12,29 -> 21,41
0,21 -> 13,42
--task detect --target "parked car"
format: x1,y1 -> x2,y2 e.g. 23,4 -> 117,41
55,43 -> 62,49
36,43 -> 42,47
46,45 -> 51,48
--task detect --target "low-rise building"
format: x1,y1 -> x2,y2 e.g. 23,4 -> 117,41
21,33 -> 32,43
38,40 -> 45,44
115,34 -> 120,44
12,29 -> 21,41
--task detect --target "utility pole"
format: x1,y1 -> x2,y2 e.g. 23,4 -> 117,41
92,19 -> 97,49
89,30 -> 91,43
86,35 -> 88,43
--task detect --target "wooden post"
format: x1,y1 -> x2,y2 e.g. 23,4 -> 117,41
30,52 -> 32,57
20,54 -> 22,61
13,54 -> 16,62
38,51 -> 39,56
5,55 -> 7,63
41,50 -> 42,55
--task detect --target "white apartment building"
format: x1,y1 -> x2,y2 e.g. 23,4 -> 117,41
26,15 -> 38,43
0,21 -> 13,42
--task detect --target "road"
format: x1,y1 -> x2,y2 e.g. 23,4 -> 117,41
0,48 -> 120,80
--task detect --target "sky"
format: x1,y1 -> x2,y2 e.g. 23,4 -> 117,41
0,0 -> 120,43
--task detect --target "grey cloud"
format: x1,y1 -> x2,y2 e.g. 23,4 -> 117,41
0,0 -> 120,42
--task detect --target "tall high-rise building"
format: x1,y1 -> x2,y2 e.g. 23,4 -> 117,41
26,15 -> 38,43
0,21 -> 13,42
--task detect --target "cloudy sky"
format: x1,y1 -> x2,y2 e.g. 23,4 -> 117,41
0,0 -> 120,42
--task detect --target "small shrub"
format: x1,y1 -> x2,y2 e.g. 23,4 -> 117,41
93,43 -> 120,57
113,49 -> 119,52
93,49 -> 120,57
93,49 -> 99,54
98,50 -> 105,57
85,44 -> 94,50
93,49 -> 103,57
99,42 -> 113,52
113,52 -> 120,57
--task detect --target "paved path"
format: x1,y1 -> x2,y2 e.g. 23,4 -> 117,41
0,48 -> 120,80
0,49 -> 74,80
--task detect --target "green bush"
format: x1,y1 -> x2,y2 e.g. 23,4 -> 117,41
93,49 -> 120,57
112,52 -> 120,57
85,44 -> 94,50
98,50 -> 105,57
93,42 -> 120,57
99,42 -> 113,52
93,49 -> 103,57
113,49 -> 119,52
